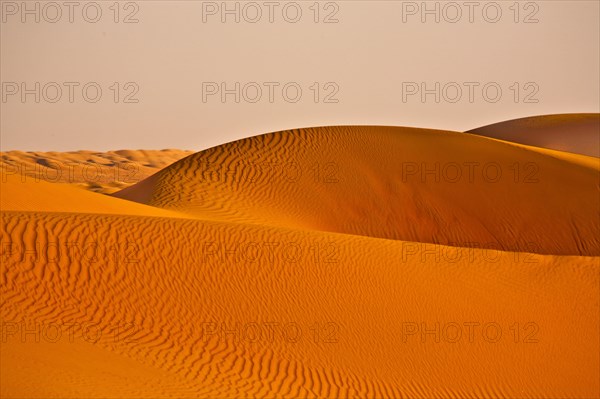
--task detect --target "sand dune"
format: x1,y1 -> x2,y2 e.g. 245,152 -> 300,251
2,210 -> 598,398
2,122 -> 599,398
0,172 -> 189,218
467,114 -> 600,157
114,126 -> 600,256
0,149 -> 193,194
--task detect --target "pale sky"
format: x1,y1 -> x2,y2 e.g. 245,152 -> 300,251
1,0 -> 599,151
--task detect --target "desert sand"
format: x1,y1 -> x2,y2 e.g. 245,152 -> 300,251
114,126 -> 600,256
1,121 -> 599,398
467,113 -> 600,157
0,149 -> 193,194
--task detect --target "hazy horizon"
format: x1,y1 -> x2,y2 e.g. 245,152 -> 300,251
2,1 -> 599,151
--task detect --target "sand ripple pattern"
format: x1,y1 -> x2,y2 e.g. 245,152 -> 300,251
2,211 -> 598,398
115,126 -> 600,256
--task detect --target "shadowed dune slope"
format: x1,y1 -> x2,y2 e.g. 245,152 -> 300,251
1,210 -> 598,398
114,126 -> 600,256
467,114 -> 600,157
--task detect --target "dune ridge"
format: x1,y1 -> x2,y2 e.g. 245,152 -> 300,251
114,126 -> 600,256
467,113 -> 600,157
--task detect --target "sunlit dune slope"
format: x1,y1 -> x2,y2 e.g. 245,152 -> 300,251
0,173 -> 189,218
114,126 -> 600,256
1,210 -> 598,398
482,138 -> 600,170
467,114 -> 600,157
0,149 -> 193,194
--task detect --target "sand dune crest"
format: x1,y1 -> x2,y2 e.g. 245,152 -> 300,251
115,126 -> 600,256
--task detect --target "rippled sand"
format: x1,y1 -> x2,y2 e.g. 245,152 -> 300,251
1,122 -> 599,398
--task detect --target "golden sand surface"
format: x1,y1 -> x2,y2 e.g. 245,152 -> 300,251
1,122 -> 599,398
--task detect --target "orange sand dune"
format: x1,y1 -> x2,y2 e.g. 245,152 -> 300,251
2,210 -> 598,398
2,123 -> 599,398
114,126 -> 600,256
467,114 -> 600,157
0,172 -> 189,218
0,149 -> 193,194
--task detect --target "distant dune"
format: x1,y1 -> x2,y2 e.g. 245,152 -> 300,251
0,149 -> 193,194
114,126 -> 600,256
2,120 -> 599,398
467,114 -> 600,157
